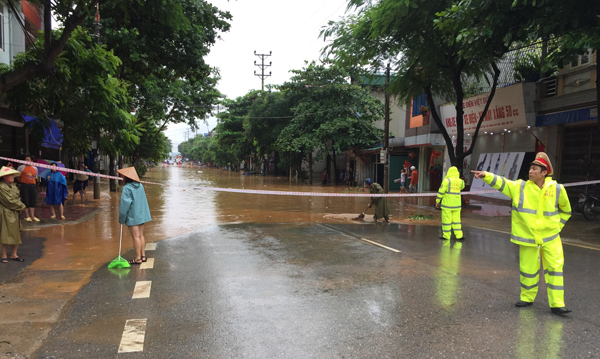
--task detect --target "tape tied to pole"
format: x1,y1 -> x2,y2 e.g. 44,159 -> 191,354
0,156 -> 164,186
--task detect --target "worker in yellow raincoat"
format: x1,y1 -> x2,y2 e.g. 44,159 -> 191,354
436,166 -> 465,240
472,152 -> 572,315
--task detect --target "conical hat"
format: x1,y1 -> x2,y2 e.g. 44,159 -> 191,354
531,152 -> 553,176
0,166 -> 20,177
117,167 -> 140,182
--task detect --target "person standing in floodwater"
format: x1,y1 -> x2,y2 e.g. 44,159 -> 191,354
364,178 -> 389,223
117,167 -> 152,265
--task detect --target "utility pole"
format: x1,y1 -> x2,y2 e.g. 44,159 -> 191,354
94,2 -> 101,198
383,62 -> 391,193
254,50 -> 272,91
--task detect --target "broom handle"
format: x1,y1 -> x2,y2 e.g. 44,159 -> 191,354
119,224 -> 123,256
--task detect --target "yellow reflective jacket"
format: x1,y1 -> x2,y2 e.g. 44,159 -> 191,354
436,166 -> 465,209
483,172 -> 571,247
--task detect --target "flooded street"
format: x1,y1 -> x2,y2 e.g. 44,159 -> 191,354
145,165 -> 440,226
3,165 -> 600,358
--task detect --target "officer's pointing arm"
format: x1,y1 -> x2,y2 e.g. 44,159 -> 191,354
471,170 -> 518,199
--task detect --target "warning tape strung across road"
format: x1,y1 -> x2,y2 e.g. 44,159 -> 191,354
0,156 -> 164,186
193,178 -> 600,198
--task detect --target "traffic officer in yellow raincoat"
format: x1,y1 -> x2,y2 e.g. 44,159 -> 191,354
472,152 -> 572,315
436,166 -> 465,241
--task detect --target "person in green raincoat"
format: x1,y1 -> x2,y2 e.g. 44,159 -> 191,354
364,178 -> 389,223
436,166 -> 465,240
0,166 -> 27,263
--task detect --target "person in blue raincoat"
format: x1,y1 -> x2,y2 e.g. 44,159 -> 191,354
117,167 -> 152,265
45,162 -> 69,220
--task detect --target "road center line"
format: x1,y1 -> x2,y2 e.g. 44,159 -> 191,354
118,319 -> 147,353
145,243 -> 157,251
132,281 -> 152,299
360,238 -> 401,253
140,258 -> 154,269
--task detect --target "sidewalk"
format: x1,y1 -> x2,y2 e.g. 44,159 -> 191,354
20,202 -> 101,230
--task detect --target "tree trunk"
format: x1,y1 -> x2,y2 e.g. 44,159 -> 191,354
307,152 -> 313,185
332,148 -> 338,185
425,62 -> 501,178
383,63 -> 390,193
109,154 -> 117,192
597,48 -> 599,136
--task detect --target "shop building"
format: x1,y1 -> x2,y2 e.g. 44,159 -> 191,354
535,50 -> 598,199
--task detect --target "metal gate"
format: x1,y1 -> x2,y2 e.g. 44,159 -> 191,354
560,125 -> 600,200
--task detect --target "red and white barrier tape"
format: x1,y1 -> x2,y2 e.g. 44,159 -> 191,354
193,179 -> 600,198
0,156 -> 164,186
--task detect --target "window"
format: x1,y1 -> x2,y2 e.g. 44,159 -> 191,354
569,50 -> 594,69
412,94 -> 427,117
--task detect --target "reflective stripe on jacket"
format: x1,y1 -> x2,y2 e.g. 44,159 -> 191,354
436,166 -> 464,209
483,172 -> 571,247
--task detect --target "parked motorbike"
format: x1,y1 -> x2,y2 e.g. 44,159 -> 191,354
577,192 -> 600,221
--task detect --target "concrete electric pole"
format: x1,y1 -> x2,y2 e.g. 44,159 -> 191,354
383,62 -> 391,193
254,51 -> 272,91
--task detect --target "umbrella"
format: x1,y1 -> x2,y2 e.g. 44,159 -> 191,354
37,160 -> 67,177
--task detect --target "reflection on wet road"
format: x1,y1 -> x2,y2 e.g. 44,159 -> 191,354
35,220 -> 600,358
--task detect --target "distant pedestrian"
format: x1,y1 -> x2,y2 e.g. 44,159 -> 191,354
394,168 -> 408,193
45,162 -> 68,220
348,168 -> 354,187
16,155 -> 39,222
364,178 -> 389,223
72,163 -> 90,204
409,166 -> 419,192
436,166 -> 465,241
321,170 -> 329,185
118,167 -> 152,265
0,166 -> 27,263
472,152 -> 572,315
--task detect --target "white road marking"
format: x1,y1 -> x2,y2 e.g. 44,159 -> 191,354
360,238 -> 401,253
469,226 -> 600,251
140,258 -> 154,269
145,243 -> 157,251
118,319 -> 147,353
132,281 -> 152,299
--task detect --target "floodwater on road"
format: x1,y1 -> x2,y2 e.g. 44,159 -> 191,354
145,165 -> 440,227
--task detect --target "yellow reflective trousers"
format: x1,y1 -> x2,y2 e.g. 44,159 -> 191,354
441,209 -> 463,240
519,238 -> 565,308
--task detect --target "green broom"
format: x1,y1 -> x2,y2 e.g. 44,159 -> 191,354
108,224 -> 130,268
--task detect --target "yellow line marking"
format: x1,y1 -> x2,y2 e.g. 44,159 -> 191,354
360,238 -> 401,253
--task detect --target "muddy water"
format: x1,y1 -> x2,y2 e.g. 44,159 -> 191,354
146,165 -> 440,226
23,166 -> 438,271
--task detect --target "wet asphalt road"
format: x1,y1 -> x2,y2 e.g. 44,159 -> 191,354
34,223 -> 600,359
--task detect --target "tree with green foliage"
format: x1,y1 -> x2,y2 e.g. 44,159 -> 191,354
0,0 -> 98,96
5,28 -> 140,158
92,0 -> 230,132
278,62 -> 384,184
322,0 -> 526,175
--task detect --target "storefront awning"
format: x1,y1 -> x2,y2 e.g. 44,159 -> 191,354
536,107 -> 598,127
22,115 -> 63,150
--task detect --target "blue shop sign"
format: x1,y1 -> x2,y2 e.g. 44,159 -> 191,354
536,107 -> 598,127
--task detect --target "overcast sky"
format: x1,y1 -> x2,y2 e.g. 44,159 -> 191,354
165,0 -> 352,153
